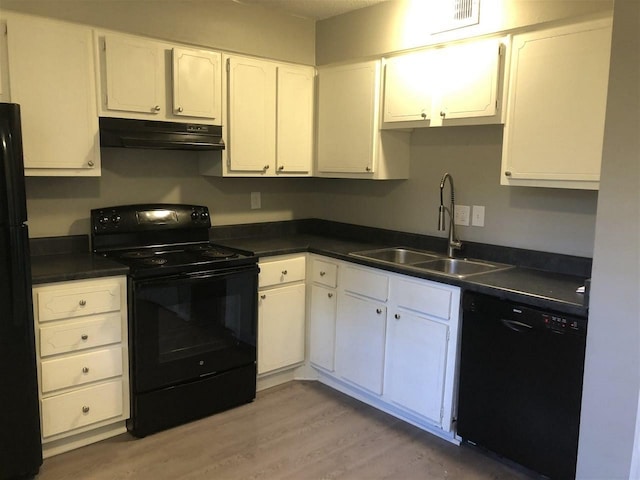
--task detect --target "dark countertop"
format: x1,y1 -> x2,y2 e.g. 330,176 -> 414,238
31,253 -> 129,285
213,233 -> 588,317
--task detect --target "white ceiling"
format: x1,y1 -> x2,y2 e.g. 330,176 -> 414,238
232,0 -> 389,20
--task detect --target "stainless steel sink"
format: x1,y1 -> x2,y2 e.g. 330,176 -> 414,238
349,247 -> 441,265
349,247 -> 513,279
411,258 -> 513,278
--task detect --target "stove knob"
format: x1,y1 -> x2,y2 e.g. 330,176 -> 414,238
99,215 -> 110,225
111,214 -> 121,224
191,211 -> 200,221
200,211 -> 209,220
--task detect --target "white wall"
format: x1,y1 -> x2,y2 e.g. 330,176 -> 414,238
576,0 -> 640,477
1,0 -> 315,64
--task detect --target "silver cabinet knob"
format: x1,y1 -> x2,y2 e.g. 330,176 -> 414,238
177,106 -> 183,113
260,294 -> 266,300
328,293 -> 333,298
79,299 -> 86,307
153,105 -> 161,112
82,367 -> 89,374
319,271 -> 326,276
421,112 -> 427,119
395,313 -> 401,320
505,171 -> 512,177
82,406 -> 90,414
365,166 -> 371,172
87,160 -> 95,168
282,270 -> 288,275
440,111 -> 446,118
376,308 -> 382,314
278,165 -> 284,171
81,334 -> 88,341
263,165 -> 270,171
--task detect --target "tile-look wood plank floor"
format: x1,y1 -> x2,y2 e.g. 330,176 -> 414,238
37,381 -> 533,479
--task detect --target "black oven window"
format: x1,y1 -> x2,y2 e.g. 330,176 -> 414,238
136,275 -> 255,364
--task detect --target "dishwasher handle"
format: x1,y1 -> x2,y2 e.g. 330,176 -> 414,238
500,318 -> 534,333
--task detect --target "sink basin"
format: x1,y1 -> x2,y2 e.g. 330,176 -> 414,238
411,258 -> 513,278
349,247 -> 441,265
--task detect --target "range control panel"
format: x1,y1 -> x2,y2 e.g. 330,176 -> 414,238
91,204 -> 211,234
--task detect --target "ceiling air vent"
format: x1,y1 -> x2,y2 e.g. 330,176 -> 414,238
431,0 -> 480,34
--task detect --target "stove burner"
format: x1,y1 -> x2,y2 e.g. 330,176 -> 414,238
201,249 -> 239,260
121,251 -> 155,259
143,257 -> 168,266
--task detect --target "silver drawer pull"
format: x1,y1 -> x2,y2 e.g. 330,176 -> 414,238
260,294 -> 266,300
319,271 -> 326,276
395,313 -> 401,320
82,406 -> 90,414
81,334 -> 88,341
281,270 -> 288,275
79,299 -> 87,307
82,367 -> 89,374
328,293 -> 333,298
376,308 -> 382,314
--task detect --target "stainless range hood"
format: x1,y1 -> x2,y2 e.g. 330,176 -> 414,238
99,117 -> 224,151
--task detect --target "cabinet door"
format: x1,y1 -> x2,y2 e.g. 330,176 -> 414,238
309,285 -> 337,372
103,34 -> 164,115
226,56 -> 276,173
276,65 -> 314,174
501,19 -> 612,189
317,60 -> 380,174
172,47 -> 221,121
6,15 -> 100,175
335,292 -> 386,395
383,50 -> 434,123
436,38 -> 502,121
385,311 -> 448,424
257,283 -> 305,374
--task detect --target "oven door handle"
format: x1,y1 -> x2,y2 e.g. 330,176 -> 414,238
183,265 -> 257,281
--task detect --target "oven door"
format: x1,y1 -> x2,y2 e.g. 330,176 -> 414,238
131,264 -> 258,393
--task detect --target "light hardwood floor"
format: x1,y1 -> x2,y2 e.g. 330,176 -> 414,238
37,381 -> 533,479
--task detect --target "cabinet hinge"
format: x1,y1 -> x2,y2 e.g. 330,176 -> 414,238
446,330 -> 450,342
3,23 -> 7,35
440,406 -> 444,422
226,155 -> 230,168
226,57 -> 230,72
498,43 -> 504,56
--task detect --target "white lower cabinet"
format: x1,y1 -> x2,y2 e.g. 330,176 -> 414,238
384,310 -> 448,425
335,293 -> 387,395
257,255 -> 306,375
309,256 -> 461,439
32,276 -> 129,458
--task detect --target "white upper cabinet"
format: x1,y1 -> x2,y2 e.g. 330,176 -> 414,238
276,64 -> 314,174
97,32 -> 222,124
500,18 -> 612,190
172,47 -> 221,120
225,55 -> 277,173
383,49 -> 435,124
316,59 -> 410,179
102,34 -> 164,116
6,14 -> 100,176
200,55 -> 314,177
382,36 -> 506,128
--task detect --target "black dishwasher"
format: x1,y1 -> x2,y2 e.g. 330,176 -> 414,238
457,292 -> 587,480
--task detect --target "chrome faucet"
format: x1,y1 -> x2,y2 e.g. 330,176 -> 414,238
438,173 -> 462,258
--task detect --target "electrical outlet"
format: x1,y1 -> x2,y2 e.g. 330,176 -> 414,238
250,192 -> 261,209
454,205 -> 470,226
472,205 -> 485,227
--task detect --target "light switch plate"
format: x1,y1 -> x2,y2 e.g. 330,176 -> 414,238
454,205 -> 470,226
472,205 -> 485,227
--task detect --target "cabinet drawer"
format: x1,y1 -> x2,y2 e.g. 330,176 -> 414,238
37,282 -> 121,322
259,256 -> 306,288
393,278 -> 452,321
311,259 -> 338,287
41,380 -> 123,438
41,346 -> 123,394
343,266 -> 388,301
39,312 -> 122,357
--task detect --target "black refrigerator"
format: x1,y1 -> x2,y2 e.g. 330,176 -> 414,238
0,103 -> 43,479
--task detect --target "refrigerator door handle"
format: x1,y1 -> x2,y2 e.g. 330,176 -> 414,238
8,226 -> 32,328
